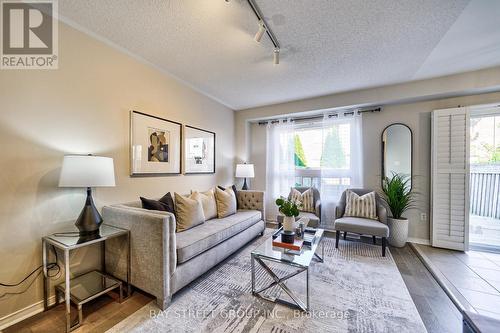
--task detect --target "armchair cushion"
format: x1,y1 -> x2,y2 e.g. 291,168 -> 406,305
334,217 -> 389,237
297,212 -> 320,228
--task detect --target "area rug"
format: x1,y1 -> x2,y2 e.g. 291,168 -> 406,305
107,230 -> 426,333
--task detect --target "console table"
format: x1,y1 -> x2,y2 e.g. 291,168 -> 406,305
42,224 -> 131,332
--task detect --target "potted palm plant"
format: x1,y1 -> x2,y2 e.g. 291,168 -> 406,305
275,197 -> 300,242
380,173 -> 415,247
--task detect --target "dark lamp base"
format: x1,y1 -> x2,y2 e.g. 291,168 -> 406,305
75,187 -> 103,235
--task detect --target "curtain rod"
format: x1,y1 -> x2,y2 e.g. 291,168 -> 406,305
257,107 -> 381,125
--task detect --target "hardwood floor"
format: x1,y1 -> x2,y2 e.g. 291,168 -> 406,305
5,239 -> 462,333
4,290 -> 153,333
391,245 -> 463,333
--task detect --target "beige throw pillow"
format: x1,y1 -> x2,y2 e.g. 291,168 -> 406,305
174,192 -> 205,232
214,187 -> 237,218
290,188 -> 315,213
190,189 -> 217,220
344,190 -> 378,220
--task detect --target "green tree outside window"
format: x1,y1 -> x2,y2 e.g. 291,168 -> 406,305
321,127 -> 345,168
294,134 -> 307,167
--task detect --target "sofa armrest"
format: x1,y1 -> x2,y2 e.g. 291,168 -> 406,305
102,205 -> 176,302
237,190 -> 265,220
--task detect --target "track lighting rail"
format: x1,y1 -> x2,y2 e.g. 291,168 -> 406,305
247,0 -> 280,49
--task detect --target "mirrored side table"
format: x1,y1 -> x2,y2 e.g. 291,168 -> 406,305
42,224 -> 131,332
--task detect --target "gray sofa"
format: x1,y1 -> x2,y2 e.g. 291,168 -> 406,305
102,190 -> 265,309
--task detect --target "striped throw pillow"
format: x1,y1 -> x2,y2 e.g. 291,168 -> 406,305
344,190 -> 378,220
290,188 -> 315,213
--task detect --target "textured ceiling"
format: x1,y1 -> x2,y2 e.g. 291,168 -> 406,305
59,0 -> 500,110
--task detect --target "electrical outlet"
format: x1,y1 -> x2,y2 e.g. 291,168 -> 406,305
420,213 -> 427,221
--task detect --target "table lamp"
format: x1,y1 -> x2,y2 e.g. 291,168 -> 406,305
235,163 -> 254,190
59,155 -> 116,235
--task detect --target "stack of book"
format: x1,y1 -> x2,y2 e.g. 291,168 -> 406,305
272,233 -> 303,251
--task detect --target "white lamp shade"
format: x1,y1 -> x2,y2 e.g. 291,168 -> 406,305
235,164 -> 254,178
59,155 -> 116,188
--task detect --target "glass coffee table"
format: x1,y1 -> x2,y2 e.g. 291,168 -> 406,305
251,228 -> 324,312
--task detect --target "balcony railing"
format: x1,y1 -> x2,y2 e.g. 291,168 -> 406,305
470,164 -> 500,219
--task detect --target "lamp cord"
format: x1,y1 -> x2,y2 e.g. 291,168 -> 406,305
0,245 -> 60,299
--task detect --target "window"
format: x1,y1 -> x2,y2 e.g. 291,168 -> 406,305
293,122 -> 352,187
470,115 -> 500,164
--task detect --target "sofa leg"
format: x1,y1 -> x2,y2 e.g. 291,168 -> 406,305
372,236 -> 376,245
335,231 -> 340,248
343,232 -> 347,240
260,230 -> 264,236
156,296 -> 172,310
382,237 -> 387,257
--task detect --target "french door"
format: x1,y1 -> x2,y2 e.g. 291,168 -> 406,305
431,107 -> 470,251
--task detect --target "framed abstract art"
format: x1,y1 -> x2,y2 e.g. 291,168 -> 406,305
130,110 -> 182,176
184,125 -> 215,174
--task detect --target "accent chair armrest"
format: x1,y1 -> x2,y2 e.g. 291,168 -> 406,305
315,199 -> 321,219
377,203 -> 388,225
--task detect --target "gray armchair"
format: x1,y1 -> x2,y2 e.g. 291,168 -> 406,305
277,186 -> 321,228
334,189 -> 389,256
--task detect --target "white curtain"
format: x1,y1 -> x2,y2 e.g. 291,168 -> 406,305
319,113 -> 363,229
265,119 -> 295,220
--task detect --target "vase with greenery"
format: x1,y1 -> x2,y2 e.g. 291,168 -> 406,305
380,172 -> 415,247
275,197 -> 300,232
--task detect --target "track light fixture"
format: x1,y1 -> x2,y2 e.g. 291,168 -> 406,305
273,48 -> 280,65
227,0 -> 280,65
254,20 -> 266,43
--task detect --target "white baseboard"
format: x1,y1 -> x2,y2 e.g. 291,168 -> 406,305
408,237 -> 431,245
0,296 -> 56,331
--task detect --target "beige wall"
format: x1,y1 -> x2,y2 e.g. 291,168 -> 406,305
241,79 -> 500,242
0,23 -> 234,320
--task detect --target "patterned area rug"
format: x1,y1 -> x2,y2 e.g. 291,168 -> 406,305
107,230 -> 426,333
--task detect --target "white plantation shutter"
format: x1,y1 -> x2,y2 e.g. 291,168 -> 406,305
431,107 -> 470,251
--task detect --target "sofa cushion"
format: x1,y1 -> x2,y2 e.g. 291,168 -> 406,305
140,192 -> 175,213
174,192 -> 205,232
176,210 -> 261,264
191,189 -> 217,220
215,187 -> 237,218
334,217 -> 389,237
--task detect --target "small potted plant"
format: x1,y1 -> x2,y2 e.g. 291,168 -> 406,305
275,197 -> 300,242
380,173 -> 415,247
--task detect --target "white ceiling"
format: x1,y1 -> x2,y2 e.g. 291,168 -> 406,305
59,0 -> 500,110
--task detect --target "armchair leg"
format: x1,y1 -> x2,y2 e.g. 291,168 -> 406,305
343,232 -> 347,240
335,231 -> 340,248
372,236 -> 376,245
382,237 -> 387,257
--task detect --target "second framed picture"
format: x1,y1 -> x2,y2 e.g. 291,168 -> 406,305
184,125 -> 215,174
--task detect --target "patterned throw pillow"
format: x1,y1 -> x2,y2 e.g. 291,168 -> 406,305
344,190 -> 378,220
290,188 -> 315,213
